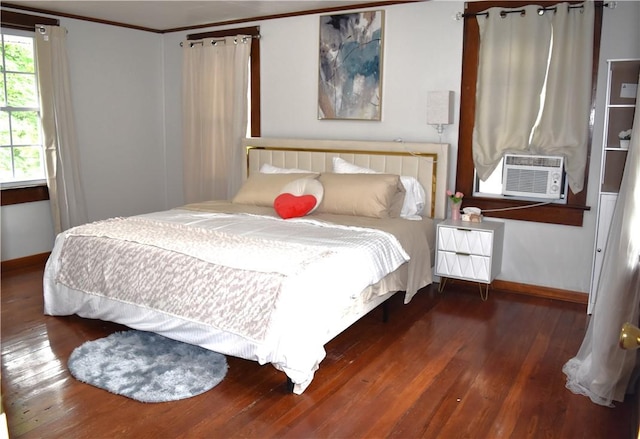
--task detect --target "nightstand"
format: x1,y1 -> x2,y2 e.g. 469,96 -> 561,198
435,219 -> 504,300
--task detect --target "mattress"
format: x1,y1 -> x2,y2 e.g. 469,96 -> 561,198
44,202 -> 435,393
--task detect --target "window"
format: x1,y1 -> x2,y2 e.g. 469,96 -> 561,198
456,1 -> 603,226
0,28 -> 45,187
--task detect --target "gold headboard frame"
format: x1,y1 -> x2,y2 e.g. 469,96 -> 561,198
242,137 -> 450,219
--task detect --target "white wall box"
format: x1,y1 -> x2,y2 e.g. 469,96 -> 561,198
589,58 -> 640,313
435,219 -> 504,300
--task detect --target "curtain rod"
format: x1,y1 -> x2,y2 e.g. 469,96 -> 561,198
456,2 -> 616,20
179,34 -> 259,47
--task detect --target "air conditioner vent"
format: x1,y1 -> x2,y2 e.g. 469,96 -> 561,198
504,155 -> 563,168
505,169 -> 551,194
502,154 -> 564,199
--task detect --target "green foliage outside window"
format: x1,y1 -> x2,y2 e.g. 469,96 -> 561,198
0,32 -> 43,183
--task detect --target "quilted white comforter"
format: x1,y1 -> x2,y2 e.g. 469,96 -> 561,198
44,208 -> 418,393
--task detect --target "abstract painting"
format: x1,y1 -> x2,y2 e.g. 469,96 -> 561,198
318,11 -> 384,120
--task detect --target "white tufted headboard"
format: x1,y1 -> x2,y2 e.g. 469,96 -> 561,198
242,137 -> 450,219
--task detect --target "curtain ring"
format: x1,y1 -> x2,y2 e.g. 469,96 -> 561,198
233,36 -> 251,44
537,7 -> 557,16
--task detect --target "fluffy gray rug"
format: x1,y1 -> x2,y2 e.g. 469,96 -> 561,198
68,330 -> 227,403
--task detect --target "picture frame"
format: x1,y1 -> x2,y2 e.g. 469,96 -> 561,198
318,10 -> 384,121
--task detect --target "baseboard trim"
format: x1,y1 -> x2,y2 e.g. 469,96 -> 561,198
492,279 -> 588,305
1,252 -> 51,273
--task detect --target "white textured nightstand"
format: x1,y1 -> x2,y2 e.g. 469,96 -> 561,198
435,219 -> 504,300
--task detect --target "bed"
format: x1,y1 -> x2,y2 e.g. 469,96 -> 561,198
43,137 -> 449,394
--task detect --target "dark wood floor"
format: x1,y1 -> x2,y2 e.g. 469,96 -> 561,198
2,263 -> 637,438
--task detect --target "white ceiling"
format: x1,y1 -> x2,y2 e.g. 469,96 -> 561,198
3,1 -> 393,32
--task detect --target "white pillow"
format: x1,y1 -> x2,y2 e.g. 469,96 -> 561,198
332,157 -> 426,218
260,163 -> 312,174
279,177 -> 324,213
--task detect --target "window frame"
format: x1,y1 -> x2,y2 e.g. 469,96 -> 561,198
1,28 -> 46,187
456,0 -> 603,226
0,9 -> 57,206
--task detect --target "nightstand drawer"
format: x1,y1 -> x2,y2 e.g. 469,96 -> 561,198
436,251 -> 492,282
437,226 -> 494,257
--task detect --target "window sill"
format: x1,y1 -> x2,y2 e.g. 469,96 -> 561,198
1,185 -> 49,206
464,196 -> 589,226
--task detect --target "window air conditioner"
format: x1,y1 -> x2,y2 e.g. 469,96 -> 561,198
502,154 -> 564,199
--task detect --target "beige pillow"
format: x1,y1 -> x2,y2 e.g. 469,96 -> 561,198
332,157 -> 426,218
232,173 -> 319,206
316,173 -> 405,218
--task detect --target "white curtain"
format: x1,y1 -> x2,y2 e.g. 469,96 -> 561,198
563,74 -> 640,407
473,2 -> 594,194
35,25 -> 87,234
473,5 -> 552,181
182,36 -> 250,203
531,2 -> 594,193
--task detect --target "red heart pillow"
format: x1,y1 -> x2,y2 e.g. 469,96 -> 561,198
274,193 -> 317,219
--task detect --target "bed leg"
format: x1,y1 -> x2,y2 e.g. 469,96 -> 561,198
285,376 -> 295,393
382,301 -> 390,323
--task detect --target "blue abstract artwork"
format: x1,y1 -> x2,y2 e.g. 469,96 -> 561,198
318,11 -> 384,120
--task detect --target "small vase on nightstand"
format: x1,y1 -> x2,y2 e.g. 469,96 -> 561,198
450,202 -> 462,221
620,139 -> 630,150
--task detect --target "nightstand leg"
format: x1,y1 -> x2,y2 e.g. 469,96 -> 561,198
479,283 -> 489,301
438,277 -> 448,293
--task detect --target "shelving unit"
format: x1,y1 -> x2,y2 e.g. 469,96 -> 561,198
589,58 -> 639,313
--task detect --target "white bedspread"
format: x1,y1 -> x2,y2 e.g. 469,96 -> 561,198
138,210 -> 409,285
44,209 -> 410,393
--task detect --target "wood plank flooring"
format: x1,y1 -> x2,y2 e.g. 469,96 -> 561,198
2,263 -> 637,438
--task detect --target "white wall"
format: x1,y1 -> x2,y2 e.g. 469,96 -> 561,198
1,16 -> 170,260
3,1 -> 639,297
64,20 -> 168,221
1,201 -> 54,259
259,1 -> 463,148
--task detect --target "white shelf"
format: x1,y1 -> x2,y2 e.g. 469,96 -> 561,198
589,58 -> 639,313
